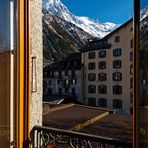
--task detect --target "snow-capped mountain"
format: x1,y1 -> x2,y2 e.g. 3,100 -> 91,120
42,0 -> 120,62
140,5 -> 148,52
140,5 -> 148,21
43,0 -> 118,38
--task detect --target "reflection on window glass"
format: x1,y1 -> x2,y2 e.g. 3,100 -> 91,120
0,0 -> 17,147
139,0 -> 148,147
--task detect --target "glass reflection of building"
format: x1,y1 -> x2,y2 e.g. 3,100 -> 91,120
0,0 -> 17,147
140,1 -> 148,106
139,0 -> 148,147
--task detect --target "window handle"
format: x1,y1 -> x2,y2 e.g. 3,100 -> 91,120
31,56 -> 37,92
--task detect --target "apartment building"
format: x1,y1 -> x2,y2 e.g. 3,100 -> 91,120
81,19 -> 133,114
43,52 -> 84,103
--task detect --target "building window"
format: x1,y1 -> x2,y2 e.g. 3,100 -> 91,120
63,79 -> 70,86
112,72 -> 122,81
59,88 -> 62,95
49,71 -> 54,78
98,85 -> 107,94
113,60 -> 122,69
98,73 -> 107,81
130,39 -> 133,48
113,48 -> 122,57
113,99 -> 122,109
48,80 -> 52,85
43,81 -> 47,94
88,62 -> 95,70
113,85 -> 122,94
48,88 -> 53,95
98,98 -> 107,107
88,52 -> 95,59
88,98 -> 96,106
130,52 -> 133,61
65,71 -> 68,76
57,79 -> 63,85
98,61 -> 106,69
58,71 -> 62,78
130,78 -> 133,88
88,85 -> 96,93
88,73 -> 96,81
65,88 -> 69,94
130,65 -> 133,74
98,50 -> 106,58
71,88 -> 76,96
71,71 -> 75,78
115,36 -> 120,42
71,79 -> 77,85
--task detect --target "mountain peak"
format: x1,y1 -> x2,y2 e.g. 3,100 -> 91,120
43,0 -> 118,38
43,0 -> 71,15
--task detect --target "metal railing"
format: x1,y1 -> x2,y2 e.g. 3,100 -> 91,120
30,125 -> 132,148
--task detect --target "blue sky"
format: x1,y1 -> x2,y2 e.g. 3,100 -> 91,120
141,0 -> 148,9
61,0 -> 133,24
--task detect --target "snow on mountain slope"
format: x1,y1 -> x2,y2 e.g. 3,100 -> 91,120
43,0 -> 118,38
140,5 -> 148,21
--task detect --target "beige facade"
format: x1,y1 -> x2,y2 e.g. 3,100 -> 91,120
82,20 -> 133,114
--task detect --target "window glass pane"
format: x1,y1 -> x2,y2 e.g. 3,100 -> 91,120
98,98 -> 107,107
98,61 -> 106,69
115,36 -> 120,42
113,60 -> 122,69
113,48 -> 122,56
98,85 -> 107,94
0,0 -> 17,146
88,73 -> 96,81
88,98 -> 96,106
98,73 -> 107,81
112,72 -> 122,81
139,0 -> 148,147
88,52 -> 95,59
88,85 -> 96,93
88,62 -> 95,70
113,85 -> 122,94
98,50 -> 106,58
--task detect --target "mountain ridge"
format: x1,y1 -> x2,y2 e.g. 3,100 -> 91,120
43,0 -> 118,38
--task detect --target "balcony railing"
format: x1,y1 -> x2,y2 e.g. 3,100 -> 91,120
30,125 -> 132,148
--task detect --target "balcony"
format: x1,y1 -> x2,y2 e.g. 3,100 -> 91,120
30,125 -> 132,148
30,104 -> 133,148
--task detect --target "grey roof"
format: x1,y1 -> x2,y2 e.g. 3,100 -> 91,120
43,52 -> 83,72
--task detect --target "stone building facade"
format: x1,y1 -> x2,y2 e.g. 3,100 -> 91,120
82,19 -> 133,114
30,0 -> 43,129
43,52 -> 84,103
